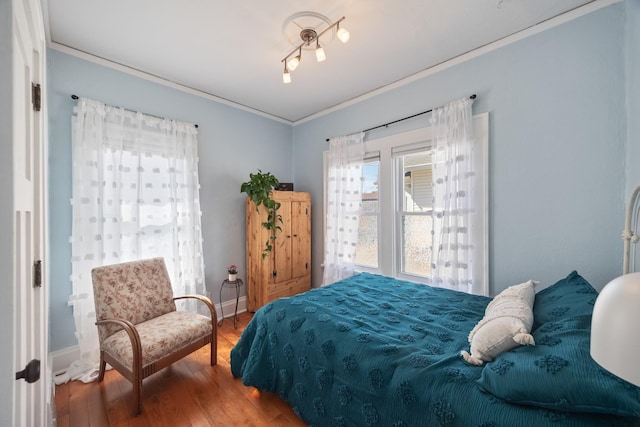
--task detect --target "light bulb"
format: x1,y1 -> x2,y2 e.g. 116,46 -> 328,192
315,43 -> 326,62
337,27 -> 350,43
287,55 -> 300,71
287,47 -> 302,71
283,68 -> 291,84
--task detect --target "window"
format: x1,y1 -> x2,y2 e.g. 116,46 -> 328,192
70,97 -> 205,370
324,113 -> 488,289
397,151 -> 433,277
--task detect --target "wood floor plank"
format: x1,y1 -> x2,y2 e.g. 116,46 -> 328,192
87,378 -> 110,427
67,379 -> 90,427
54,382 -> 70,421
166,367 -> 218,427
106,374 -> 135,427
56,414 -> 70,427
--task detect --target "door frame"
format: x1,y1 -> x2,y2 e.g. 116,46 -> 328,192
0,0 -> 50,425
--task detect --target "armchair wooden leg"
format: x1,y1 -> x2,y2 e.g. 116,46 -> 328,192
97,355 -> 106,381
132,344 -> 143,416
134,376 -> 142,416
210,320 -> 217,366
132,360 -> 142,416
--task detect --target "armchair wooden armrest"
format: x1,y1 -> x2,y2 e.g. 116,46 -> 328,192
95,318 -> 144,414
173,294 -> 218,365
174,294 -> 217,317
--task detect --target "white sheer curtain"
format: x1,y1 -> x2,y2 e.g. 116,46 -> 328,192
430,97 -> 479,294
58,97 -> 205,384
322,132 -> 365,285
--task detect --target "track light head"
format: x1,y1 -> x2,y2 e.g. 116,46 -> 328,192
282,63 -> 291,83
337,23 -> 350,43
287,55 -> 300,72
315,40 -> 326,62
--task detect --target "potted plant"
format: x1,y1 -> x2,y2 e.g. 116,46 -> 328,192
241,170 -> 282,258
227,264 -> 238,282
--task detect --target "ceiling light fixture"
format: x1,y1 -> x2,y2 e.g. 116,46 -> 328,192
281,16 -> 349,84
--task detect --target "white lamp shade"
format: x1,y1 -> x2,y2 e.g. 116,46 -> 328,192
591,272 -> 640,386
337,27 -> 350,43
282,69 -> 291,84
287,55 -> 300,71
315,45 -> 326,62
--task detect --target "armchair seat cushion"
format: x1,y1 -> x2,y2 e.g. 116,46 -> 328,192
102,310 -> 212,367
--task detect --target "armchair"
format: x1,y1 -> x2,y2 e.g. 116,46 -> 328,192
91,257 -> 217,416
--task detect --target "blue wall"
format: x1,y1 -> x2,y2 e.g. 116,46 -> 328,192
626,0 -> 640,197
48,2 -> 637,353
293,3 -> 629,295
47,51 -> 293,351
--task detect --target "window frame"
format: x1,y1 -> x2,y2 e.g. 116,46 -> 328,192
394,151 -> 434,281
323,113 -> 489,293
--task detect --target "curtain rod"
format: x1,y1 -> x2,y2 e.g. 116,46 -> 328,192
70,94 -> 199,128
325,94 -> 476,142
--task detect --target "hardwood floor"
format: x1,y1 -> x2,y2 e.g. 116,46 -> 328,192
54,312 -> 307,427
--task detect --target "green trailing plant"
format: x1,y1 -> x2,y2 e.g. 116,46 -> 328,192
241,170 -> 282,258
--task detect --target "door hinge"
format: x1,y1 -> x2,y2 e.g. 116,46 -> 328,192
32,83 -> 41,112
305,262 -> 308,270
33,260 -> 42,288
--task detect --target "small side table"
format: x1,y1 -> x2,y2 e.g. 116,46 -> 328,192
218,278 -> 243,328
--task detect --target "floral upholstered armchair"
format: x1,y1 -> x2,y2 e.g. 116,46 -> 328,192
91,257 -> 217,416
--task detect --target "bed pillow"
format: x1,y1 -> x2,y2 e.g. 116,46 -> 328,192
461,280 -> 537,366
476,314 -> 640,417
532,271 -> 598,329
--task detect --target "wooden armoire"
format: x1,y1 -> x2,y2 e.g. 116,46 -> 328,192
245,190 -> 311,311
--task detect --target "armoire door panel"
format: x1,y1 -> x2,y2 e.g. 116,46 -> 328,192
291,200 -> 311,279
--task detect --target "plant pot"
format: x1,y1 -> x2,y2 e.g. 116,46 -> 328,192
228,273 -> 237,282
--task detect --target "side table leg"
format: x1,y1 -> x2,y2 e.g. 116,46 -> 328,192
217,281 -> 224,326
233,282 -> 240,329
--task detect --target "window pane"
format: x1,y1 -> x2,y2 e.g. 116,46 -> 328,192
403,153 -> 432,212
356,161 -> 379,268
355,211 -> 378,267
402,214 -> 432,276
399,151 -> 432,277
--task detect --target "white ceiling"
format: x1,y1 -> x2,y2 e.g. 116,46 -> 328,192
44,0 -> 598,123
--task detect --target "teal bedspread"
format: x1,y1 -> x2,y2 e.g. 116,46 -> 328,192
230,273 -> 638,427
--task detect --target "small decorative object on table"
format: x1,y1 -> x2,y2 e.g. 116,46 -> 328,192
277,182 -> 294,191
227,264 -> 238,282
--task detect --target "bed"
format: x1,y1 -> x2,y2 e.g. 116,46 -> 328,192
232,184 -> 640,427
231,271 -> 640,426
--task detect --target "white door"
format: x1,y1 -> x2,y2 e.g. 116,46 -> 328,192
2,0 -> 49,425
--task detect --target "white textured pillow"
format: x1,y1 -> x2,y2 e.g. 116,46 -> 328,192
461,280 -> 538,366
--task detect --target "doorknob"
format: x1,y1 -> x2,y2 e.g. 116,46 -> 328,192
15,359 -> 40,383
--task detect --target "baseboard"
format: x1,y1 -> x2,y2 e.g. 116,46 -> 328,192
50,346 -> 79,375
217,295 -> 248,321
50,296 -> 247,374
